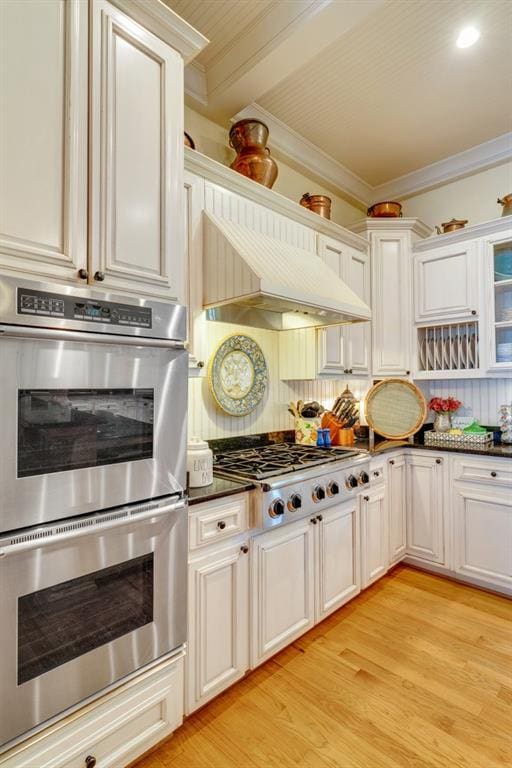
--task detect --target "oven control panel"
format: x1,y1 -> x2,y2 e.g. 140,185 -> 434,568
17,288 -> 152,328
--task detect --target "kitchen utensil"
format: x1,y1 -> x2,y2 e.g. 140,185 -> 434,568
299,193 -> 332,219
497,194 -> 512,217
367,201 -> 402,218
435,218 -> 468,234
229,119 -> 278,189
365,379 -> 427,439
288,401 -> 299,417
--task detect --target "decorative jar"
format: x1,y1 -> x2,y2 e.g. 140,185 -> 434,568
433,412 -> 452,433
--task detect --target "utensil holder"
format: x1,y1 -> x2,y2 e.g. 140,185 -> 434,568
338,428 -> 355,446
295,417 -> 321,446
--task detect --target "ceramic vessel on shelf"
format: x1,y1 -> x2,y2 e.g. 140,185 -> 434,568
367,201 -> 402,217
300,193 -> 332,219
498,404 -> 512,443
497,194 -> 512,217
228,119 -> 278,189
433,412 -> 452,432
435,218 -> 468,234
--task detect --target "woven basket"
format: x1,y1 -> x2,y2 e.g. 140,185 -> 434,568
365,379 -> 427,439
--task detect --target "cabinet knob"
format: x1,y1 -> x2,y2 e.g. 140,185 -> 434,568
240,545 -> 249,554
77,268 -> 89,280
348,369 -> 353,374
310,517 -> 317,525
406,370 -> 411,376
491,471 -> 497,478
316,514 -> 323,522
436,459 -> 442,465
389,459 -> 395,465
471,309 -> 477,316
197,361 -> 205,368
363,495 -> 370,502
94,271 -> 105,282
373,471 -> 380,477
217,521 -> 226,530
85,757 -> 97,768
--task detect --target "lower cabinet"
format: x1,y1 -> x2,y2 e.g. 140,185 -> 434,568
186,540 -> 250,714
251,501 -> 360,667
361,486 -> 389,588
406,453 -> 445,564
388,455 -> 407,563
452,483 -> 512,592
0,655 -> 184,768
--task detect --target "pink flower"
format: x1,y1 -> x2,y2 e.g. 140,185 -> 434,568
428,396 -> 461,414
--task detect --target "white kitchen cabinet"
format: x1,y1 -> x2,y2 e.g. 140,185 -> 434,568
315,501 -> 360,622
251,517 -> 315,667
361,486 -> 389,588
0,0 -> 88,283
406,453 -> 445,564
483,228 -> 512,373
388,454 -> 407,563
0,654 -> 184,768
187,539 -> 250,714
90,0 -> 184,300
184,170 -> 206,371
452,482 -> 512,593
413,240 -> 479,322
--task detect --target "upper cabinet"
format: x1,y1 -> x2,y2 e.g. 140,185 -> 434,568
0,0 -> 205,301
484,228 -> 512,372
0,0 -> 88,283
89,0 -> 184,300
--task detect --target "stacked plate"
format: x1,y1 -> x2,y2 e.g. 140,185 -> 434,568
501,308 -> 512,322
497,342 -> 512,362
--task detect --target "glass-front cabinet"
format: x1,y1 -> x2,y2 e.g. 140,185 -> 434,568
487,232 -> 512,371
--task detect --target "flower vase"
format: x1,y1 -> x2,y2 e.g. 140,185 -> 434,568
433,412 -> 452,433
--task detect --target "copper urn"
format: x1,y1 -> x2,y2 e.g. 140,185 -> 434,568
299,193 -> 332,219
229,119 -> 278,189
367,201 -> 402,218
498,194 -> 512,217
435,218 -> 468,234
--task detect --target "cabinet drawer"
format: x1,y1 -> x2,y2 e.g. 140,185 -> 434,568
0,655 -> 184,768
189,494 -> 249,550
452,457 -> 512,487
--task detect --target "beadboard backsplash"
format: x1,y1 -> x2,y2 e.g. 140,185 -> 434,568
419,379 -> 512,425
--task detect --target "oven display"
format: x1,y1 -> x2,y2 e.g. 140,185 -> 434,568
17,288 -> 152,328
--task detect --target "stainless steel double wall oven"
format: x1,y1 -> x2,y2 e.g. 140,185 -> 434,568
0,276 -> 188,748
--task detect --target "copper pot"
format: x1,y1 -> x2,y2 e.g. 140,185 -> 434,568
498,194 -> 512,217
228,119 -> 278,189
299,193 -> 332,219
435,218 -> 468,234
184,131 -> 195,149
367,201 -> 402,218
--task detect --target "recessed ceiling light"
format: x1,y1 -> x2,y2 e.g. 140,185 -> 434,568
456,26 -> 480,48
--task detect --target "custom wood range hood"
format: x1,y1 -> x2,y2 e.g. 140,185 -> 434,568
202,212 -> 371,331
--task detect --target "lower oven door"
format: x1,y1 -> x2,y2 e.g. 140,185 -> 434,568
0,327 -> 188,531
0,496 -> 187,749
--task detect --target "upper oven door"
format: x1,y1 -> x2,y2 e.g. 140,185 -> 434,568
0,328 -> 188,533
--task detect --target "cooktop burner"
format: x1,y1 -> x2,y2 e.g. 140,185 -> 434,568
213,442 -> 362,481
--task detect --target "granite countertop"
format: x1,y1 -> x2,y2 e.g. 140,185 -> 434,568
188,476 -> 255,506
360,437 -> 512,459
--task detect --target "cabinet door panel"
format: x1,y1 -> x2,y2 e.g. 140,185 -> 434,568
187,543 -> 249,713
317,502 -> 360,621
90,0 -> 183,299
414,242 -> 478,322
0,0 -> 87,280
406,456 -> 444,564
388,456 -> 407,563
361,488 -> 388,588
251,519 -> 314,667
317,236 -> 346,374
344,248 -> 371,374
453,485 -> 512,591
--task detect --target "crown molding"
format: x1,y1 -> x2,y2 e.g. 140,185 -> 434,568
349,218 -> 433,239
233,104 -> 373,208
111,0 -> 208,63
413,216 -> 512,251
184,146 -> 369,252
372,132 -> 512,201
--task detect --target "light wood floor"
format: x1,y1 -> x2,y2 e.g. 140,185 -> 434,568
135,566 -> 512,768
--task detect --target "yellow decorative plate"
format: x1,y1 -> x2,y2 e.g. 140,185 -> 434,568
209,334 -> 268,416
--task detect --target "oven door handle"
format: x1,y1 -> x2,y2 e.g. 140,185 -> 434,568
0,324 -> 186,350
0,498 -> 187,558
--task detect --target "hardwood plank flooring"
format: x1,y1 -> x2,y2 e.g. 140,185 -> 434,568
135,566 -> 512,768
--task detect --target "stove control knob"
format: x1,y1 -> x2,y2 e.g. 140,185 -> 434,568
312,485 -> 326,502
269,499 -> 285,518
346,474 -> 358,490
327,481 -> 340,497
288,493 -> 302,511
359,471 -> 370,486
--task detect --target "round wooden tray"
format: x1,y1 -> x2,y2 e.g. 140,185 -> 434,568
364,379 -> 427,439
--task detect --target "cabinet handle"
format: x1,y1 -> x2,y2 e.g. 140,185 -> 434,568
316,514 -> 323,522
85,758 -> 97,768
406,370 -> 411,375
471,310 -> 477,316
77,268 -> 89,280
310,518 -> 317,525
363,495 -> 370,502
491,471 -> 497,478
436,459 -> 442,465
348,369 -> 353,374
94,271 -> 105,282
217,521 -> 226,530
389,459 -> 395,465
240,545 -> 249,554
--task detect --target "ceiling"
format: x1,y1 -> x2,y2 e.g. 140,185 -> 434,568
163,0 -> 512,193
